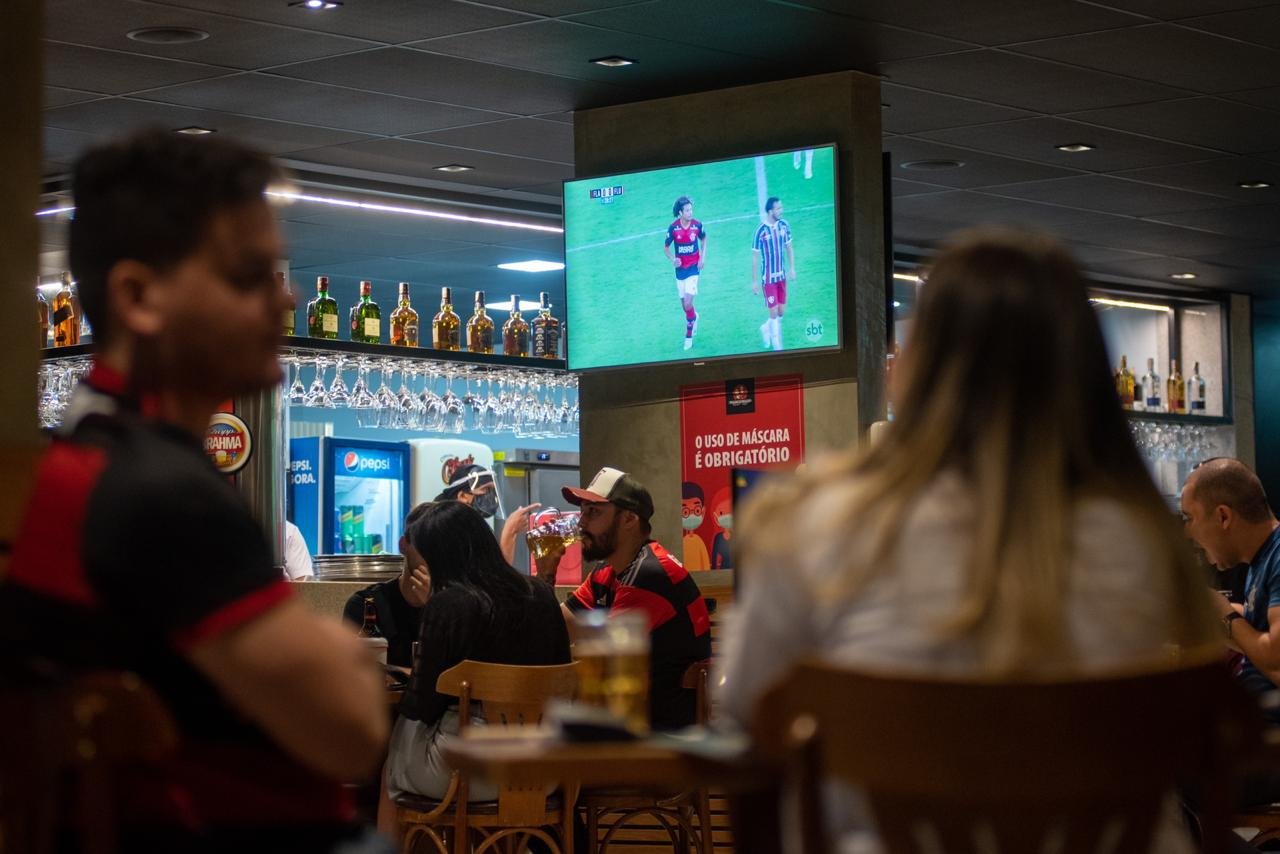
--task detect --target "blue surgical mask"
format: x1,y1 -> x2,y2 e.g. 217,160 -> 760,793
716,514 -> 733,530
682,513 -> 703,531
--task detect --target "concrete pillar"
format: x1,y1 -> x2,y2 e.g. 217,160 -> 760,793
573,72 -> 885,550
0,1 -> 42,568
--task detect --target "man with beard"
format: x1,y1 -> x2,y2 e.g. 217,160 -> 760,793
540,467 -> 711,730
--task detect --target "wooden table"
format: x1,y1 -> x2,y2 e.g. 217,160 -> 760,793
442,733 -> 783,853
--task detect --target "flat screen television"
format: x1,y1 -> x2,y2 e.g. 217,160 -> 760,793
563,144 -> 841,371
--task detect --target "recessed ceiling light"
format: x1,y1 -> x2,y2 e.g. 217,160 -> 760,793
497,260 -> 565,273
900,159 -> 964,171
264,190 -> 563,234
590,56 -> 636,67
174,126 -> 216,135
892,272 -> 922,282
127,26 -> 209,44
1169,272 -> 1198,280
289,0 -> 342,8
1238,180 -> 1272,189
892,300 -> 902,308
434,164 -> 473,173
1055,143 -> 1095,153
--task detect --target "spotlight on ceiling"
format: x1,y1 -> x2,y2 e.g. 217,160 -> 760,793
289,0 -> 342,8
1169,272 -> 1198,280
127,27 -> 209,43
497,260 -> 565,273
174,126 -> 216,135
590,56 -> 636,67
434,164 -> 474,173
1055,143 -> 1095,153
900,159 -> 964,171
1238,180 -> 1272,189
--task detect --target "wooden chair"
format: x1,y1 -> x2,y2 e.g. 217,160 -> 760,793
0,670 -> 179,854
750,653 -> 1253,854
579,659 -> 714,854
1233,804 -> 1280,848
395,660 -> 579,854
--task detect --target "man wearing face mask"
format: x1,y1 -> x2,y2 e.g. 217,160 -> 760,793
434,463 -> 537,566
680,482 -> 711,571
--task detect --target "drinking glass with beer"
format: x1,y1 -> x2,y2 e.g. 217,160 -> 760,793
526,508 -> 581,560
573,610 -> 650,735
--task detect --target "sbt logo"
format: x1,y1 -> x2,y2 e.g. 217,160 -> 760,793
343,451 -> 392,473
803,318 -> 825,343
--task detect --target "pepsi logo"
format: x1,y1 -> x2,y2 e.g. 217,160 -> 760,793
344,450 -> 360,472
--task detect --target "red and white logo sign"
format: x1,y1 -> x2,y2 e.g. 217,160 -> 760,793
204,413 -> 253,475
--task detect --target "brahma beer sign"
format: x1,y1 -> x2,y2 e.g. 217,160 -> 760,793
204,412 -> 252,475
678,374 -> 804,571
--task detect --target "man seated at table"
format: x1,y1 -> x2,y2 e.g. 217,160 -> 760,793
539,467 -> 712,730
1182,458 -> 1280,716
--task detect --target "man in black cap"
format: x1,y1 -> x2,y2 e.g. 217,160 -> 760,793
541,467 -> 712,730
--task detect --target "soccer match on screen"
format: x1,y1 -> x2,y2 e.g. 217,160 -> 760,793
563,146 -> 840,371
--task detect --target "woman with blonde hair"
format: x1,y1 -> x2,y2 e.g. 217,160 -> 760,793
716,228 -> 1221,849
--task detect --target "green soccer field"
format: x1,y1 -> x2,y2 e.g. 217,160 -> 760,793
564,148 -> 840,370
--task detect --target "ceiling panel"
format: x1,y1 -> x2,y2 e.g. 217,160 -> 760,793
141,73 -> 508,137
1112,156 -> 1280,201
981,174 -> 1238,216
783,0 -> 1145,44
914,116 -> 1216,172
1098,0 -> 1279,18
878,50 -> 1185,113
1052,215 -> 1265,256
44,41 -> 229,95
1182,5 -> 1280,49
466,0 -> 661,16
886,137 -> 1081,189
1087,254 -> 1266,288
273,47 -> 628,115
44,0 -> 373,71
284,204 -> 542,245
294,138 -> 573,191
891,177 -> 952,197
407,118 -> 573,163
1145,204 -> 1280,240
1068,97 -> 1280,154
43,125 -> 108,166
43,98 -> 372,154
43,86 -> 102,108
879,83 -> 1033,134
1010,23 -> 1280,94
892,190 -> 1114,233
149,0 -> 537,44
282,220 -> 477,258
1181,244 -> 1280,273
567,0 -> 968,66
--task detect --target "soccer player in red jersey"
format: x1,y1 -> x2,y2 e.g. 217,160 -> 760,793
752,196 -> 796,351
663,196 -> 708,351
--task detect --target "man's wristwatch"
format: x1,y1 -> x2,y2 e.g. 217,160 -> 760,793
1224,611 -> 1244,639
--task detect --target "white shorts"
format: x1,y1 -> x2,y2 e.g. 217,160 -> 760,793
677,275 -> 700,299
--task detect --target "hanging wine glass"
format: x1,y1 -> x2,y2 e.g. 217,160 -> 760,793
328,354 -> 351,407
304,355 -> 333,408
285,353 -> 307,406
441,367 -> 465,434
375,358 -> 397,428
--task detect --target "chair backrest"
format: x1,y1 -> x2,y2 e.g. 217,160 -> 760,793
0,671 -> 179,854
751,654 -> 1252,854
680,658 -> 711,725
435,660 -> 579,825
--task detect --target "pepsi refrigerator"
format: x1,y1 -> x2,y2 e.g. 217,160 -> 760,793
289,437 -> 411,556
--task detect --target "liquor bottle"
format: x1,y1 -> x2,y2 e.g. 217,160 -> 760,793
350,280 -> 381,344
306,276 -> 339,339
1114,355 -> 1135,409
432,286 -> 461,351
1166,359 -> 1186,414
531,291 -> 561,359
51,272 -> 80,347
466,290 -> 495,354
389,282 -> 419,347
1140,357 -> 1162,412
1189,362 -> 1207,413
279,272 -> 295,336
358,596 -> 382,638
37,288 -> 49,348
502,293 -> 530,357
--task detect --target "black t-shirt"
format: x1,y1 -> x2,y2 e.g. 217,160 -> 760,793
565,540 -> 712,730
400,577 -> 571,725
0,364 -> 350,832
342,577 -> 422,668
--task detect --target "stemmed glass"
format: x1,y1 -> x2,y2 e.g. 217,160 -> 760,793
328,354 -> 351,408
374,359 -> 397,428
441,368 -> 465,434
419,366 -> 444,432
479,374 -> 501,435
462,368 -> 484,432
303,355 -> 333,408
285,353 -> 307,406
350,357 -> 377,427
395,362 -> 419,429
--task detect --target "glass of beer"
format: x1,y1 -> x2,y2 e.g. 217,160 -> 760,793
573,610 -> 650,735
526,509 -> 581,560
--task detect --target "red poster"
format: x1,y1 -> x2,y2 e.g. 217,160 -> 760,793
679,375 -> 804,571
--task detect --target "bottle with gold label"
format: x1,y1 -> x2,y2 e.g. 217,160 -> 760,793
390,282 -> 419,347
466,290 -> 495,354
279,272 -> 295,336
306,276 -> 339,339
432,286 -> 461,351
1167,359 -> 1186,414
1189,362 -> 1207,413
502,293 -> 530,357
531,291 -> 561,359
51,272 -> 80,347
350,280 -> 381,344
37,287 -> 49,348
1114,354 -> 1135,409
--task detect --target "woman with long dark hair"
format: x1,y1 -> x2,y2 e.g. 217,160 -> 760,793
385,500 -> 570,801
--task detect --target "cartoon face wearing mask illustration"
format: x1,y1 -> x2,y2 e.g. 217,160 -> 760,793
681,481 -> 706,531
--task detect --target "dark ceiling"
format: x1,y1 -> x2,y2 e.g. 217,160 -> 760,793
36,0 -> 1280,303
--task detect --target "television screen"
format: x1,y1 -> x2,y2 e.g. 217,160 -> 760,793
563,145 -> 840,370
